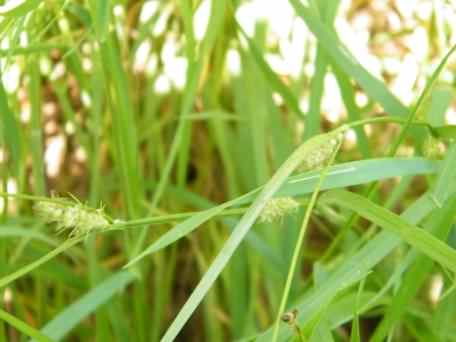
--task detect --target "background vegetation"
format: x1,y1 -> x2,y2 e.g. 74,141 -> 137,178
1,0 -> 456,341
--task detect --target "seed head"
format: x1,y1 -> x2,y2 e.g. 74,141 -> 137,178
34,199 -> 109,238
301,135 -> 341,171
259,197 -> 300,223
423,135 -> 443,159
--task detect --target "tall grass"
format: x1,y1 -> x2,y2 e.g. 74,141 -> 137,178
0,1 -> 456,341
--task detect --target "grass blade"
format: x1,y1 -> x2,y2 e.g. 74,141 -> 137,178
160,130 -> 342,341
36,271 -> 136,341
0,308 -> 52,342
88,0 -> 110,42
289,0 -> 408,117
0,238 -> 81,289
370,195 -> 456,342
321,189 -> 456,274
125,157 -> 438,268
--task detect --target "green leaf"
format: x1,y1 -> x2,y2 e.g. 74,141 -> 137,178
321,189 -> 456,274
368,144 -> 456,341
88,0 -> 110,42
289,0 -> 408,117
0,308 -> 52,342
0,239 -> 81,289
256,189 -> 445,340
160,130 -> 342,341
350,277 -> 366,342
370,195 -> 456,342
0,225 -> 57,246
237,23 -> 305,118
0,74 -> 21,175
126,157 -> 439,268
430,125 -> 456,140
35,271 -> 136,341
99,35 -> 143,218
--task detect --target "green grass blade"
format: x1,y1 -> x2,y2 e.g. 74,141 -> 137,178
123,194 -> 245,268
370,195 -> 456,342
236,23 -> 305,118
289,0 -> 408,117
321,189 -> 456,274
332,64 -> 371,157
0,225 -> 58,246
304,0 -> 339,138
88,0 -> 110,42
368,143 -> 456,340
277,158 -> 438,199
0,75 -> 21,176
0,238 -> 81,289
36,271 -> 136,341
255,191 -> 443,341
28,56 -> 46,195
99,34 -> 143,218
350,278 -> 366,342
178,0 -> 195,61
200,0 -> 226,55
426,87 -> 453,126
160,130 -> 342,341
0,308 -> 53,342
388,43 -> 456,154
125,157 -> 438,268
272,139 -> 341,342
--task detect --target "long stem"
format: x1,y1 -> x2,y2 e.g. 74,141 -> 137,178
109,201 -> 312,230
271,139 -> 342,342
0,238 -> 81,289
0,308 -> 53,342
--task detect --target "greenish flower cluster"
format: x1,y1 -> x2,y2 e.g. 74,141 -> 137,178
34,200 -> 109,238
301,136 -> 340,171
259,197 -> 300,223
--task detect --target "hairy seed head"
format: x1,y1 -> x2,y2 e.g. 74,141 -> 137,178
423,136 -> 443,159
34,200 -> 109,238
34,201 -> 66,222
259,197 -> 300,223
301,135 -> 341,171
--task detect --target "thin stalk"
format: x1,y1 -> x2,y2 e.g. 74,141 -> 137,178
160,127 -> 345,341
112,198 -> 310,231
131,59 -> 203,258
0,238 -> 82,289
271,139 -> 342,342
0,308 -> 53,342
28,56 -> 46,196
387,43 -> 456,155
323,43 -> 456,261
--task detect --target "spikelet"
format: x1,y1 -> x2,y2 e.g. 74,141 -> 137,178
423,135 -> 443,159
259,197 -> 300,223
34,200 -> 109,238
301,135 -> 341,171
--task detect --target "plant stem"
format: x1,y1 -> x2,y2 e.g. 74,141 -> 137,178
271,138 -> 342,342
0,238 -> 82,289
0,308 -> 54,342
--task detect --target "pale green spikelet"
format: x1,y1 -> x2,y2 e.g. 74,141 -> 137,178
259,197 -> 300,223
34,199 -> 110,238
301,135 -> 341,171
34,201 -> 66,222
423,135 -> 443,159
